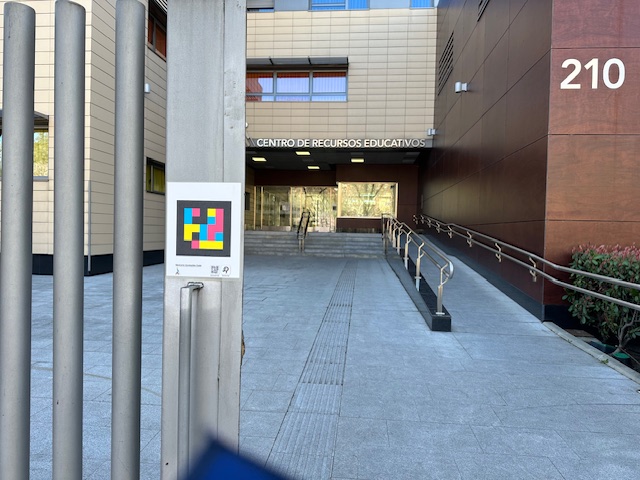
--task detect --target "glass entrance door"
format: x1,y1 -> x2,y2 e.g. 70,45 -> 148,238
260,186 -> 291,230
299,187 -> 337,232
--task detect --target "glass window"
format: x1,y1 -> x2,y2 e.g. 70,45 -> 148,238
311,0 -> 346,11
349,0 -> 368,9
247,71 -> 347,102
148,0 -> 167,58
146,159 -> 165,194
276,73 -> 310,94
411,0 -> 434,7
338,183 -> 397,218
33,130 -> 49,177
312,72 -> 347,101
275,73 -> 310,101
246,72 -> 275,102
0,129 -> 49,178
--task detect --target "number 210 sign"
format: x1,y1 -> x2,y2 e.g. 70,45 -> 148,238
560,58 -> 625,90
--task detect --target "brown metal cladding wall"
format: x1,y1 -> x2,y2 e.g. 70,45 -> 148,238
546,0 -> 640,304
426,0 -> 553,305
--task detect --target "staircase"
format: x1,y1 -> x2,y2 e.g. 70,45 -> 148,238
244,231 -> 385,258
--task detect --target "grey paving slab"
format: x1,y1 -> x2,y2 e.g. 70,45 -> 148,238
24,252 -> 640,479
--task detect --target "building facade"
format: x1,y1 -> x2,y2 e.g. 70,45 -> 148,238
426,0 -> 640,319
245,0 -> 437,232
0,0 -> 167,274
1,0 -> 636,319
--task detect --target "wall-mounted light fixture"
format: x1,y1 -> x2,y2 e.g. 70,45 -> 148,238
427,128 -> 437,136
144,83 -> 152,94
454,81 -> 468,93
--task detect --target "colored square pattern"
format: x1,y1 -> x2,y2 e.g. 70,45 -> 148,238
176,200 -> 231,257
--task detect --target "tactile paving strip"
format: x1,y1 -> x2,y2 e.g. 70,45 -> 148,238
268,261 -> 357,479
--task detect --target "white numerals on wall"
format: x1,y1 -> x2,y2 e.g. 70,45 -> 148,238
560,58 -> 625,90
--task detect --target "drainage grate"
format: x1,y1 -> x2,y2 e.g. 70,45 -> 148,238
267,261 -> 356,479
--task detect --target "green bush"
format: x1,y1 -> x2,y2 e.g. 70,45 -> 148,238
563,244 -> 640,354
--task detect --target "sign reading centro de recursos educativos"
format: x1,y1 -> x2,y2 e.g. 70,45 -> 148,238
248,138 -> 429,149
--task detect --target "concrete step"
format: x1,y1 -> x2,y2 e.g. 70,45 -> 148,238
244,231 -> 384,257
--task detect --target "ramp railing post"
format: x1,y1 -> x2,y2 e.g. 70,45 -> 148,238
0,4 -> 36,479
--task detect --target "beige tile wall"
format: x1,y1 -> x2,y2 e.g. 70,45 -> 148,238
246,9 -> 437,140
0,0 -> 166,257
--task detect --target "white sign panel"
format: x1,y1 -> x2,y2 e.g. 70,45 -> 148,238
166,182 -> 242,279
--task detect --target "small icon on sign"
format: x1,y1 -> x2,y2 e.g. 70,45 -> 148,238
176,268 -> 180,275
222,266 -> 230,276
211,265 -> 219,275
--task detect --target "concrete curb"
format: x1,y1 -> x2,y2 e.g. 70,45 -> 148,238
544,321 -> 640,386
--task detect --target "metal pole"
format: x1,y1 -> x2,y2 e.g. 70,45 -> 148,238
0,4 -> 35,479
53,2 -> 86,479
112,1 -> 145,478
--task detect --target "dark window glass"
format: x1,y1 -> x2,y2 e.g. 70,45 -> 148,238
146,159 -> 165,194
148,1 -> 167,58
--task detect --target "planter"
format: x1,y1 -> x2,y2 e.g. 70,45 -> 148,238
588,341 -> 616,354
611,352 -> 632,367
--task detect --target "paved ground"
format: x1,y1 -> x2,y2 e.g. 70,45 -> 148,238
27,252 -> 640,479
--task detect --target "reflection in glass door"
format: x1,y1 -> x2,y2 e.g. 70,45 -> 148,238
299,187 -> 337,232
260,187 -> 291,230
247,186 -> 337,231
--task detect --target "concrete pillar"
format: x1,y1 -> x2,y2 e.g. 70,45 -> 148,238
161,1 -> 246,478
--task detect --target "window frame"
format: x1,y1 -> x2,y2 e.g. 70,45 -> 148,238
246,70 -> 347,102
145,158 -> 166,195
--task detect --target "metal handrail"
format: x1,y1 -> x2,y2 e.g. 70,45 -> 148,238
415,214 -> 640,313
297,210 -> 311,252
178,281 -> 204,474
382,214 -> 454,315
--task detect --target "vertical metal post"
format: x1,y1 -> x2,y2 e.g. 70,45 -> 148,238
415,249 -> 423,291
112,1 -> 145,478
162,2 -> 246,479
178,282 -> 204,476
437,283 -> 444,315
53,2 -> 86,479
0,4 -> 35,479
88,180 -> 92,273
404,235 -> 410,269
